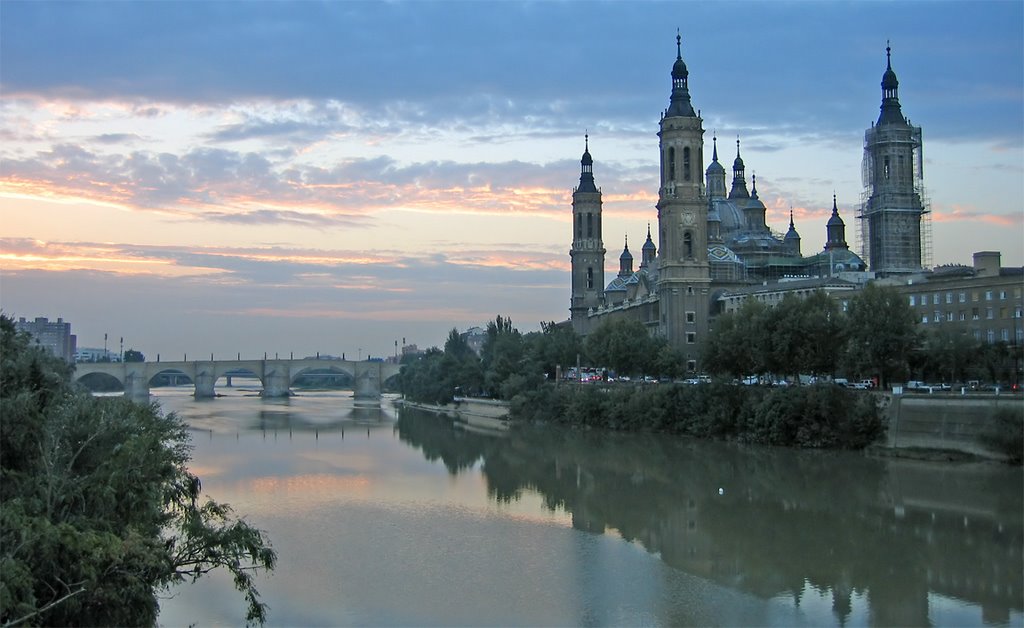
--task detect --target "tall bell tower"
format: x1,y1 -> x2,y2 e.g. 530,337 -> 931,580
655,32 -> 710,370
859,43 -> 927,276
569,135 -> 606,335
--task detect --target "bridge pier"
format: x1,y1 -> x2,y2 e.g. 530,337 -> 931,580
124,366 -> 150,400
262,364 -> 291,398
194,365 -> 217,398
354,361 -> 382,403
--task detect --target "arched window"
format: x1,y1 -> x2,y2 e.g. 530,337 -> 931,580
586,267 -> 594,289
683,147 -> 691,181
576,213 -> 582,239
684,231 -> 693,258
668,147 -> 676,181
587,213 -> 593,238
883,156 -> 890,180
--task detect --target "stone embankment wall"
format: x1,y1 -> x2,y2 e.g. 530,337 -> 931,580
395,397 -> 510,431
886,394 -> 1023,460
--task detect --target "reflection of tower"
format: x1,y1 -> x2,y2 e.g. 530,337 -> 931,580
656,32 -> 710,369
859,43 -> 928,276
569,135 -> 606,335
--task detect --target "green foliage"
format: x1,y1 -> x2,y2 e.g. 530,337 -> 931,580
702,299 -> 770,379
0,315 -> 275,626
843,283 -> 919,388
123,348 -> 145,363
510,380 -> 883,450
401,318 -> 585,404
584,318 -> 666,377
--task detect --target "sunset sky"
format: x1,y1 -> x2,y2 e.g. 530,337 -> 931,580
2,1 -> 1022,360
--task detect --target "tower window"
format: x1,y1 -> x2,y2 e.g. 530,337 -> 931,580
587,267 -> 593,290
684,231 -> 693,258
668,147 -> 676,181
576,213 -> 582,239
884,157 -> 890,180
587,213 -> 593,238
683,147 -> 691,182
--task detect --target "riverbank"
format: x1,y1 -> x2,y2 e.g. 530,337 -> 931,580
394,397 -> 510,432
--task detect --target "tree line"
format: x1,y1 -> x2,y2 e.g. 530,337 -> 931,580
703,282 -> 1020,389
402,284 -> 1019,407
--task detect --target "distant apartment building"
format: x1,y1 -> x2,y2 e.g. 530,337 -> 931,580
15,316 -> 77,362
885,251 -> 1023,345
716,277 -> 862,315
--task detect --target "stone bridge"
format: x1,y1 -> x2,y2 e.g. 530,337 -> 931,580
73,359 -> 401,401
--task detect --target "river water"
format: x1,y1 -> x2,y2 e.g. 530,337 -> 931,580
154,386 -> 1022,627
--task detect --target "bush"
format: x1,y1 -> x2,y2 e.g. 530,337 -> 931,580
510,380 -> 883,450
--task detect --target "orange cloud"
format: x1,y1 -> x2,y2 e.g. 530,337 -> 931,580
931,204 -> 1022,226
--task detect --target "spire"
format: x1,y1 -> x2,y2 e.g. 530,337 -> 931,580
712,134 -> 719,162
577,132 -> 598,193
618,236 -> 634,277
641,222 -> 657,267
877,41 -> 906,126
666,29 -> 696,118
826,193 -> 849,250
751,173 -> 759,199
728,137 -> 749,199
784,206 -> 801,253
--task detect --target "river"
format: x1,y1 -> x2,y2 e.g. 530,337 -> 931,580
154,386 -> 1022,627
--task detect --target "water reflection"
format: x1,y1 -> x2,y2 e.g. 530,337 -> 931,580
397,407 -> 1023,626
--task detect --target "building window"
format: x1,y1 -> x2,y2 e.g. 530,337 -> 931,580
687,286 -> 694,296
986,308 -> 994,320
686,332 -> 696,344
909,296 -> 916,306
683,231 -> 693,258
946,292 -> 953,304
683,146 -> 692,182
972,308 -> 979,321
1017,329 -> 1024,343
686,360 -> 697,373
959,292 -> 966,303
974,330 -> 982,341
1001,329 -> 1010,342
586,267 -> 593,290
587,213 -> 593,238
987,330 -> 995,344
933,311 -> 941,323
921,315 -> 928,324
1016,307 -> 1022,319
946,312 -> 954,322
933,294 -> 940,305
986,291 -> 993,301
1000,290 -> 1007,299
959,312 -> 966,321
973,292 -> 979,302
576,213 -> 582,239
685,311 -> 696,324
668,147 -> 676,181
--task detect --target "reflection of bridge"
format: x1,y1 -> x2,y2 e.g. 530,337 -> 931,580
74,359 -> 401,400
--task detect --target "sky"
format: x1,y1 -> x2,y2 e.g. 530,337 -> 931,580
1,0 -> 1022,360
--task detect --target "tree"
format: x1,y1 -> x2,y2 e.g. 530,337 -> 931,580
525,322 -> 583,381
123,348 -> 145,362
584,318 -> 662,376
844,283 -> 919,388
0,315 -> 276,626
703,299 -> 770,379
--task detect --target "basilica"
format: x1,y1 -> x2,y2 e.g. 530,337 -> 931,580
569,35 -> 923,372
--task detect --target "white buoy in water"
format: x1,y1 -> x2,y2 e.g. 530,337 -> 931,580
718,487 -> 724,495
